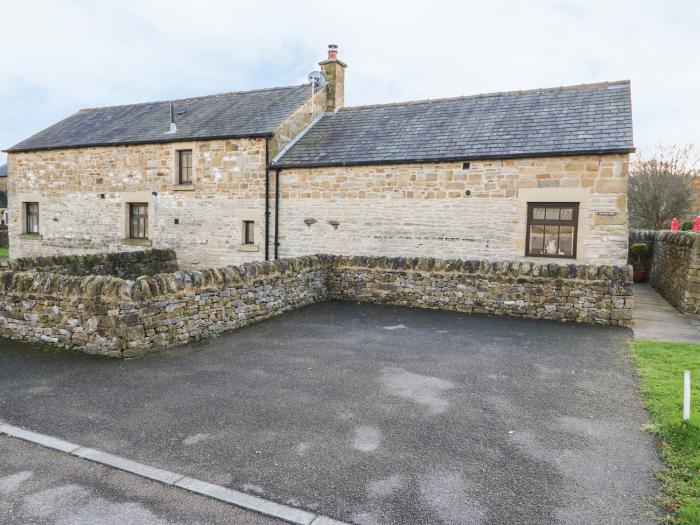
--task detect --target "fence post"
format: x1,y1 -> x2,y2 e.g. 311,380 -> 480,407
684,370 -> 691,421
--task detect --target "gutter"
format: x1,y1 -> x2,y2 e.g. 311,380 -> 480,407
264,137 -> 270,261
274,168 -> 280,260
271,147 -> 636,170
3,132 -> 276,154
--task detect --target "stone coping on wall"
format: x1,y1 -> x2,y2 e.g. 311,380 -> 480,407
0,254 -> 631,302
0,248 -> 177,279
631,229 -> 700,247
332,255 -> 631,281
654,230 -> 699,247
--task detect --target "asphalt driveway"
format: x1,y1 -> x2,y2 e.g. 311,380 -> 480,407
0,302 -> 661,524
0,436 -> 281,524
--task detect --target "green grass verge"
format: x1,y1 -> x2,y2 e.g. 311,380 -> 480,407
0,247 -> 8,257
632,340 -> 700,523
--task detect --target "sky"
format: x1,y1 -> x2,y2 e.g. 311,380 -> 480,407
1,0 -> 699,164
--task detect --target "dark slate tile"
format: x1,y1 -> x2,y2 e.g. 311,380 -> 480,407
8,84 -> 313,152
275,81 -> 633,167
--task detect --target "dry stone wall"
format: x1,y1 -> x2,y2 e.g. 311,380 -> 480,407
0,256 -> 330,357
0,254 -> 632,357
648,231 -> 700,318
329,256 -> 633,326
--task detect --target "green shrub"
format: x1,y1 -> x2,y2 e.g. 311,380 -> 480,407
631,242 -> 649,256
630,242 -> 651,271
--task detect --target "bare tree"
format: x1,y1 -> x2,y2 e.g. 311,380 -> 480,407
628,144 -> 699,229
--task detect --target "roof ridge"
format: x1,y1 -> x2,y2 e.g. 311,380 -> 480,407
79,83 -> 311,112
339,80 -> 631,112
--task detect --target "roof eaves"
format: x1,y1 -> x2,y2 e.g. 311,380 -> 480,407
272,147 -> 636,169
3,132 -> 275,153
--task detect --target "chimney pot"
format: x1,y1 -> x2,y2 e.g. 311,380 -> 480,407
327,44 -> 338,60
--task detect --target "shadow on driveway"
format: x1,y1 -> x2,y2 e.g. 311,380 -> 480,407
0,301 -> 661,524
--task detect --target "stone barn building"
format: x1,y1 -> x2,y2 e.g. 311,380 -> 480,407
4,46 -> 633,270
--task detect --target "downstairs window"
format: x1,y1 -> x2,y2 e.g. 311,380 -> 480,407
129,203 -> 149,239
25,202 -> 39,234
526,203 -> 579,258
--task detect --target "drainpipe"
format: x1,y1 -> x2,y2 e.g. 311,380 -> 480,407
274,168 -> 280,259
264,137 -> 270,261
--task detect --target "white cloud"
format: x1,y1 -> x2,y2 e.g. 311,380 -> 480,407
1,0 -> 698,162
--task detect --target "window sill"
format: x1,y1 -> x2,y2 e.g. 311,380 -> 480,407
525,255 -> 577,263
19,234 -> 43,241
121,238 -> 152,246
235,244 -> 259,252
172,185 -> 195,192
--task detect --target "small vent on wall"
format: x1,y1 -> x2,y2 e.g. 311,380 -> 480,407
462,162 -> 471,170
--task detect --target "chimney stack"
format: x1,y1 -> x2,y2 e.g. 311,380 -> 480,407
319,44 -> 346,113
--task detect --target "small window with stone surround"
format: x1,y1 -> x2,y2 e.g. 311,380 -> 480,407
129,203 -> 149,239
177,149 -> 192,185
25,202 -> 40,234
526,202 -> 579,258
243,220 -> 255,245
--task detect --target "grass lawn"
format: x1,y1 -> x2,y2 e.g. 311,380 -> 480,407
632,340 -> 700,523
0,247 -> 8,257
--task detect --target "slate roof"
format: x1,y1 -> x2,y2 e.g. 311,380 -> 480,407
274,81 -> 633,167
0,164 -> 6,177
6,84 -> 313,152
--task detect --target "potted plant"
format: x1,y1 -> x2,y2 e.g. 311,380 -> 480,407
630,242 -> 650,283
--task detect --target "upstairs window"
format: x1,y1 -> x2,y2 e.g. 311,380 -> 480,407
25,202 -> 39,234
526,203 -> 578,258
178,149 -> 192,185
129,203 -> 149,239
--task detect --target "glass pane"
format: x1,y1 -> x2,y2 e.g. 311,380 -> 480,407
26,203 -> 39,233
528,225 -> 545,255
544,225 -> 559,255
532,207 -> 546,220
559,226 -> 574,256
245,222 -> 254,244
179,151 -> 193,184
545,207 -> 560,220
560,208 -> 573,221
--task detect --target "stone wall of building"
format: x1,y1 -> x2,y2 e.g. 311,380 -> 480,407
276,154 -> 630,266
649,231 -> 700,318
0,254 -> 632,357
0,248 -> 177,279
7,137 -> 268,270
8,143 -> 629,271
